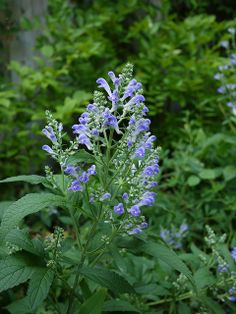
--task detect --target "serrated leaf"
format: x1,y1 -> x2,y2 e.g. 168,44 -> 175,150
103,300 -> 140,312
0,193 -> 66,241
187,175 -> 200,186
0,201 -> 13,220
142,242 -> 195,288
0,255 -> 34,292
6,229 -> 42,256
79,266 -> 135,295
27,268 -> 54,310
0,175 -> 47,185
194,267 -> 216,289
79,288 -> 107,314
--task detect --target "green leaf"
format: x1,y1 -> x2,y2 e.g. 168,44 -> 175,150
6,229 -> 42,256
103,300 -> 140,312
199,169 -> 219,180
142,242 -> 195,288
41,45 -> 54,57
0,193 -> 66,241
27,268 -> 54,310
194,267 -> 216,289
0,175 -> 47,185
79,266 -> 135,295
79,288 -> 107,314
5,297 -> 30,314
0,255 -> 34,292
187,175 -> 200,186
223,166 -> 236,182
0,201 -> 13,220
67,149 -> 96,165
201,296 -> 225,314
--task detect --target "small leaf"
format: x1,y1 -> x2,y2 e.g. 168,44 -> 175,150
142,242 -> 195,288
103,300 -> 140,312
27,268 -> 54,310
79,288 -> 107,314
223,166 -> 236,182
0,193 -> 66,241
79,266 -> 135,295
187,175 -> 200,186
199,169 -> 218,180
67,149 -> 96,165
0,255 -> 34,292
41,45 -> 54,57
194,267 -> 216,289
0,175 -> 47,185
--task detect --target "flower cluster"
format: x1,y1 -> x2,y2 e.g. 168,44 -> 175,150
160,223 -> 188,249
64,164 -> 96,192
42,64 -> 160,235
215,27 -> 236,116
203,226 -> 236,303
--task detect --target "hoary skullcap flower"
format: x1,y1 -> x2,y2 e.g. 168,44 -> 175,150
42,64 -> 160,235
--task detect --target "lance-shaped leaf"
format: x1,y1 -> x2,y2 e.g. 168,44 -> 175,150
142,242 -> 196,289
27,268 -> 54,311
79,266 -> 135,295
0,175 -> 47,185
0,193 -> 66,241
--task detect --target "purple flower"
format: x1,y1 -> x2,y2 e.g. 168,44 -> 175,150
135,147 -> 145,158
87,165 -> 96,175
125,95 -> 145,107
114,203 -> 125,214
108,71 -> 120,88
134,119 -> 151,135
96,78 -> 112,96
217,264 -> 228,273
179,223 -> 188,233
64,166 -> 77,175
220,41 -> 229,48
129,205 -> 141,217
42,145 -> 54,154
150,181 -> 158,187
140,222 -> 148,229
42,126 -> 57,143
91,128 -> 99,136
130,227 -> 142,234
78,134 -> 92,150
228,296 -> 236,302
217,86 -> 226,94
87,103 -> 97,111
144,166 -> 155,176
68,180 -> 83,192
79,172 -> 89,183
140,192 -> 156,206
101,192 -> 111,200
122,193 -> 129,201
72,124 -> 88,134
231,247 -> 236,262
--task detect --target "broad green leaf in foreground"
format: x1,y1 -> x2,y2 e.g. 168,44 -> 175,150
0,175 -> 47,185
79,266 -> 135,295
0,255 -> 34,292
27,268 -> 54,310
0,193 -> 66,241
142,242 -> 195,288
79,288 -> 107,314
